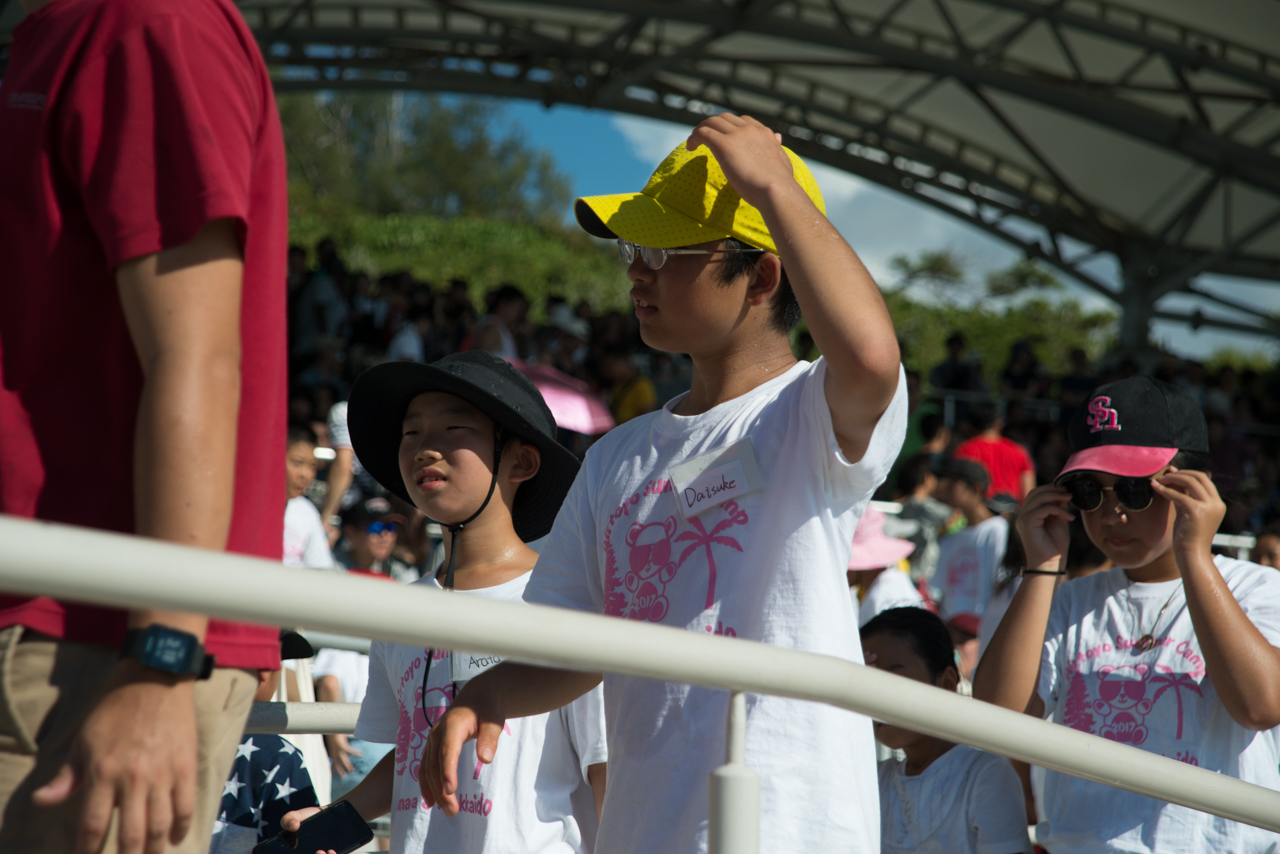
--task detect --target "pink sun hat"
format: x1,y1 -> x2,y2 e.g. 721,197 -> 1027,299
848,508 -> 916,571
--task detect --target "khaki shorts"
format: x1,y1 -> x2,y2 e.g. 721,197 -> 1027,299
0,626 -> 257,853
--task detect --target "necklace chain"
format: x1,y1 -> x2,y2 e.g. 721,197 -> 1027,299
1125,577 -> 1183,652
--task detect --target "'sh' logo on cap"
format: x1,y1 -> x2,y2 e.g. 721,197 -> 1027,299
1086,396 -> 1122,433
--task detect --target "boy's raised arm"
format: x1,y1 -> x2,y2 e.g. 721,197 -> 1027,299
686,115 -> 901,462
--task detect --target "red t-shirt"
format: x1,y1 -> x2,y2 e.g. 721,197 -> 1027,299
954,436 -> 1035,500
0,0 -> 287,669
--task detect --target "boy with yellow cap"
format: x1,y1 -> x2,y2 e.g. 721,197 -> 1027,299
421,114 -> 906,852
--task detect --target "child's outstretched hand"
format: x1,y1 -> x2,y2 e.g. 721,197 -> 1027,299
1151,467 -> 1225,561
1016,485 -> 1074,571
685,114 -> 798,211
420,697 -> 506,816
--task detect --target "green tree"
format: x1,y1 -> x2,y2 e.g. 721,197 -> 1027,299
278,92 -> 571,226
279,92 -> 628,309
287,209 -> 630,311
986,258 -> 1063,297
883,250 -> 1116,387
888,250 -> 968,302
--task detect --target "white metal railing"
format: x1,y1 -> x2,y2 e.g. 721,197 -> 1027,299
3,514 -> 1280,848
302,629 -> 372,654
245,701 -> 361,735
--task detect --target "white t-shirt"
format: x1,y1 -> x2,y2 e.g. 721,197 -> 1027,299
311,647 -> 370,705
284,496 -> 336,570
857,566 -> 926,626
937,516 -> 1009,624
387,323 -> 426,362
879,745 -> 1030,854
328,401 -> 370,510
1037,557 -> 1280,854
354,572 -> 608,854
524,359 -> 908,854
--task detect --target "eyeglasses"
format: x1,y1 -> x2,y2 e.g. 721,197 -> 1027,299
1059,474 -> 1154,513
365,521 -> 398,534
616,239 -> 763,270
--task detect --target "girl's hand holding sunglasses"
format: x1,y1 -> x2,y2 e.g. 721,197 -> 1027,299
1015,485 -> 1075,572
1150,467 -> 1226,558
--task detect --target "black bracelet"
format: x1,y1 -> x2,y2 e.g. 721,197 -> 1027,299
1021,569 -> 1065,576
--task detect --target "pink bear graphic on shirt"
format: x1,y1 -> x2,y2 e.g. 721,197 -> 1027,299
623,517 -> 680,622
397,679 -> 453,781
1093,664 -> 1153,746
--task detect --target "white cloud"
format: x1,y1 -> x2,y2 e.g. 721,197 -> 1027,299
806,161 -> 869,208
610,114 -> 690,167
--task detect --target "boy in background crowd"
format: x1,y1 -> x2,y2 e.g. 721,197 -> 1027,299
954,404 -> 1036,502
285,423 -> 337,570
935,458 -> 1008,676
336,498 -> 417,582
896,454 -> 954,584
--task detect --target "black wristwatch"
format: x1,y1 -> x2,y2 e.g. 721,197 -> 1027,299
120,625 -> 216,679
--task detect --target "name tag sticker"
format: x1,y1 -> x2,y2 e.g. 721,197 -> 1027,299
450,651 -> 504,684
669,438 -> 765,519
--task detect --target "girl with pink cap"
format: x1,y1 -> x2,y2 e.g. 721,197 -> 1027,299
974,376 -> 1280,854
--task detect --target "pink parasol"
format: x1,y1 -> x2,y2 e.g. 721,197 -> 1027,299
508,359 -> 616,435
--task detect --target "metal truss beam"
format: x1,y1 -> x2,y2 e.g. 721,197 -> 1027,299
11,0 -> 1277,342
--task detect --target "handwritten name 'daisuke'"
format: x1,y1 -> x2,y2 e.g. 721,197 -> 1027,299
684,474 -> 738,510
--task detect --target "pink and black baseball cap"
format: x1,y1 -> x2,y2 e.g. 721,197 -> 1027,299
1056,376 -> 1208,482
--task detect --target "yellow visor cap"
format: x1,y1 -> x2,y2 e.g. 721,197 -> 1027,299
574,138 -> 826,256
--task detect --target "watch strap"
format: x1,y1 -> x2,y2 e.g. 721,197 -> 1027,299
120,627 -> 217,680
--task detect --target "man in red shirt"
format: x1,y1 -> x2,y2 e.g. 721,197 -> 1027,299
953,404 -> 1037,501
0,0 -> 287,850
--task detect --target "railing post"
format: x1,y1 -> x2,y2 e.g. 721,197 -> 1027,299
943,394 -> 955,429
708,692 -> 759,854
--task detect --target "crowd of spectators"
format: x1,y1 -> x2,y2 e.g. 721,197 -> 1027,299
893,331 -> 1280,537
285,237 -> 693,456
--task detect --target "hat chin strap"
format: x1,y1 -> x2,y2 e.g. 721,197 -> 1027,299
439,426 -> 505,591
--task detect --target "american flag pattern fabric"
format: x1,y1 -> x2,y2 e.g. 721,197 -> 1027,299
210,734 -> 320,851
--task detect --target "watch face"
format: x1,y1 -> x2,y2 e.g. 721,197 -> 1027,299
144,629 -> 194,673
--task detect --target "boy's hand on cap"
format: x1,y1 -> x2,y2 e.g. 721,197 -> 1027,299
1015,485 -> 1074,572
1151,467 -> 1225,562
686,114 -> 799,211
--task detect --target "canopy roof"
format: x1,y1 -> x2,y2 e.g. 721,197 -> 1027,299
4,0 -> 1279,346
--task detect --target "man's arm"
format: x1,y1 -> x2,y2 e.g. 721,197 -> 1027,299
321,447 -> 354,545
686,115 -> 902,462
421,663 -> 602,816
33,218 -> 244,854
587,763 -> 606,820
316,675 -> 361,775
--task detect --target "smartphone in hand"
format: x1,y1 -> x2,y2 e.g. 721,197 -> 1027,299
252,800 -> 374,854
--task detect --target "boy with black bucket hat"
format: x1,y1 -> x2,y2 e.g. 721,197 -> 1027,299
421,115 -> 907,853
281,350 -> 608,854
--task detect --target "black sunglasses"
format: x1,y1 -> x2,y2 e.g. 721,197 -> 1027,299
1059,474 -> 1155,513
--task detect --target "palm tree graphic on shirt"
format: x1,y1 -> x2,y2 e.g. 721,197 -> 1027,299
1151,666 -> 1202,740
674,502 -> 748,609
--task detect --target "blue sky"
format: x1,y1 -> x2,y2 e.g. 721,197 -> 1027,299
498,100 -> 1278,363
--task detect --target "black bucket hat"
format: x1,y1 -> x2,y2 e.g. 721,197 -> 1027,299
347,351 -> 580,545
